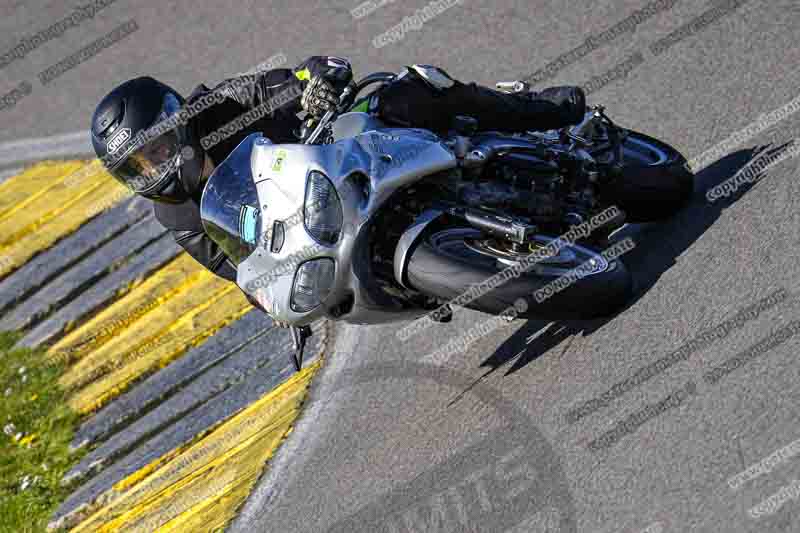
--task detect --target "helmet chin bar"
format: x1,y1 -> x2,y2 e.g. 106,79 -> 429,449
178,147 -> 206,198
176,125 -> 207,199
144,132 -> 207,204
145,177 -> 188,204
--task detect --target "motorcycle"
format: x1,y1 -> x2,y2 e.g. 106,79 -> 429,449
199,72 -> 694,370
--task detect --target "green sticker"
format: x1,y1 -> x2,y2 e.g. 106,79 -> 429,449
272,149 -> 287,172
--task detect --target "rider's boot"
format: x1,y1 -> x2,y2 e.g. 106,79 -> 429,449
526,86 -> 587,126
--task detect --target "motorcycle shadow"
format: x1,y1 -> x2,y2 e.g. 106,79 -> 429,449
481,144 -> 786,377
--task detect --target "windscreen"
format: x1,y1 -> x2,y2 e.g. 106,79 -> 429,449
200,133 -> 263,265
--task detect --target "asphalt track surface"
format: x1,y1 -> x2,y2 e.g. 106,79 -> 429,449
3,1 -> 800,532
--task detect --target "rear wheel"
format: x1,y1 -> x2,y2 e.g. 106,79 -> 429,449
598,130 -> 694,222
406,227 -> 633,320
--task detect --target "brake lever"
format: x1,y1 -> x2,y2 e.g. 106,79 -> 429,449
303,109 -> 335,145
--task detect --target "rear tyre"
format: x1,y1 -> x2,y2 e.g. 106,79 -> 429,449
600,130 -> 694,222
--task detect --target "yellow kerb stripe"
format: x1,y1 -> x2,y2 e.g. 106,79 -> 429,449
71,362 -> 320,532
66,287 -> 251,414
47,254 -> 206,364
0,162 -> 129,278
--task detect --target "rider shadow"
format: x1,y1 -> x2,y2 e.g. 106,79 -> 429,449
476,142 -> 792,379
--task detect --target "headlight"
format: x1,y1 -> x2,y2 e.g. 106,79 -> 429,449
304,171 -> 342,245
291,258 -> 335,312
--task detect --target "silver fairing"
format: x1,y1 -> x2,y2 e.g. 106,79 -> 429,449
235,126 -> 457,325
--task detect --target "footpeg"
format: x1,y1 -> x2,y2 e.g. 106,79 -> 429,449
496,80 -> 531,94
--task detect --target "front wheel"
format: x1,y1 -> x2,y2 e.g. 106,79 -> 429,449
405,227 -> 633,320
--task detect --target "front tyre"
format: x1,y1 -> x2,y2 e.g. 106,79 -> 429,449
405,228 -> 633,320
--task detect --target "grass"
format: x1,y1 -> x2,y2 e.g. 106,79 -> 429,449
0,332 -> 84,533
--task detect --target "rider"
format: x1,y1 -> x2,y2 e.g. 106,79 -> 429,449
90,56 -> 587,282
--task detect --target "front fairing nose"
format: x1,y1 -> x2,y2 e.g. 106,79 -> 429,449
236,139 -> 343,324
200,133 -> 263,265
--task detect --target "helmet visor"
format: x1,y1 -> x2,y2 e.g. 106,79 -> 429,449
110,130 -> 182,194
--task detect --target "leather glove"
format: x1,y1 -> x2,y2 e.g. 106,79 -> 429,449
301,64 -> 353,119
301,74 -> 342,119
300,76 -> 339,119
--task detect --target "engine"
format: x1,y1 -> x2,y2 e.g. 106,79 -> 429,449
449,148 -> 604,233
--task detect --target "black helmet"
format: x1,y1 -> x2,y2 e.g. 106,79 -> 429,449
91,77 -> 205,203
